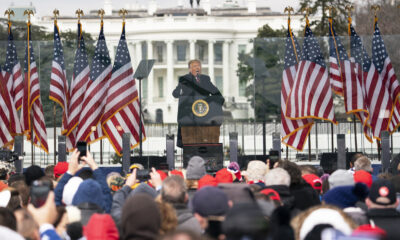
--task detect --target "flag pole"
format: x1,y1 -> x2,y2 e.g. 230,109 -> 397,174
24,10 -> 34,165
371,5 -> 381,160
53,9 -> 59,165
284,6 -> 293,161
326,6 -> 336,153
346,5 -> 358,152
98,9 -> 105,165
302,6 -> 313,160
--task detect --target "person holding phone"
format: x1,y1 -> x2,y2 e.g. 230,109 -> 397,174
54,146 -> 112,214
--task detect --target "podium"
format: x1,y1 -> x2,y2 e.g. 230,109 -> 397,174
179,95 -> 224,172
181,126 -> 220,144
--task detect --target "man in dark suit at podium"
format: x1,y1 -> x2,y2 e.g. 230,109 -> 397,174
173,59 -> 224,148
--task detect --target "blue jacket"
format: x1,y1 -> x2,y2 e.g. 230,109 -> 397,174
54,168 -> 112,213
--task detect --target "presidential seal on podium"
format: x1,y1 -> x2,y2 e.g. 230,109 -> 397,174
192,99 -> 209,117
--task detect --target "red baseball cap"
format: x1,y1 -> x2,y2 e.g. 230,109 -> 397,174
215,168 -> 233,184
302,174 -> 322,191
198,175 -> 217,189
170,170 -> 184,178
54,162 -> 69,179
260,188 -> 281,201
354,170 -> 373,188
156,170 -> 168,181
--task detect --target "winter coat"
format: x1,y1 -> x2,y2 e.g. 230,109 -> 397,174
367,208 -> 400,240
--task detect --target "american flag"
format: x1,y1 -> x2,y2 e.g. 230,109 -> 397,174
285,25 -> 336,125
344,24 -> 372,142
363,21 -> 400,138
20,23 -> 48,152
281,22 -> 313,151
49,22 -> 76,150
330,22 -> 371,141
76,23 -> 111,143
329,19 -> 345,95
49,22 -> 69,135
0,65 -> 19,148
3,23 -> 23,110
102,24 -> 145,155
65,23 -> 90,146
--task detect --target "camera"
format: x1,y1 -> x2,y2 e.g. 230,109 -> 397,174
0,149 -> 19,162
136,169 -> 150,181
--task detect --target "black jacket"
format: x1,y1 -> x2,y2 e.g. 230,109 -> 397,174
367,208 -> 400,240
290,182 -> 320,211
173,73 -> 224,147
173,73 -> 224,125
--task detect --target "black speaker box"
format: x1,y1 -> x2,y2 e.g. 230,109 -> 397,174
320,152 -> 362,174
183,143 -> 223,172
130,156 -> 167,170
238,155 -> 268,170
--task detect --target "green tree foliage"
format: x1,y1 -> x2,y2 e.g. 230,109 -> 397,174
0,19 -> 96,127
237,24 -> 285,121
299,0 -> 352,36
355,0 -> 400,76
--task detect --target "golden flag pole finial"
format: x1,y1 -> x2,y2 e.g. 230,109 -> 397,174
301,7 -> 311,26
4,9 -> 14,23
371,5 -> 380,26
284,6 -> 294,20
345,5 -> 354,19
75,9 -> 84,23
325,6 -> 335,19
24,10 -> 34,24
53,9 -> 59,23
371,5 -> 381,18
98,9 -> 105,25
119,8 -> 128,23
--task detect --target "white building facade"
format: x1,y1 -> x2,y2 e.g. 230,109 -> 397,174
38,0 -> 305,124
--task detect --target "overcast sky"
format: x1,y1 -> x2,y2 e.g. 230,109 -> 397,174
4,0 -> 300,17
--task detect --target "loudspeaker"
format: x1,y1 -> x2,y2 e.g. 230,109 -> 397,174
130,156 -> 167,170
320,152 -> 362,174
238,155 -> 268,170
122,133 -> 131,174
58,135 -> 67,162
229,132 -> 238,163
166,134 -> 175,170
13,135 -> 23,174
320,153 -> 337,174
183,143 -> 223,172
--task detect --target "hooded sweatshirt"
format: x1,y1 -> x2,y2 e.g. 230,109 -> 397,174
121,193 -> 161,240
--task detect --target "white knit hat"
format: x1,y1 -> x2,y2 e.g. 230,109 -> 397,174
242,160 -> 267,182
62,177 -> 83,205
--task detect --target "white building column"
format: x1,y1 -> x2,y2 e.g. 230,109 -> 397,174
134,41 -> 142,68
222,40 -> 230,96
208,40 -> 215,84
147,40 -> 154,105
128,42 -> 136,68
189,39 -> 196,60
166,40 -> 174,105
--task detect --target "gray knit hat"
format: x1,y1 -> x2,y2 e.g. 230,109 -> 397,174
328,169 -> 354,189
186,156 -> 206,180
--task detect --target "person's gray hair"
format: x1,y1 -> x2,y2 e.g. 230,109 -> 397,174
354,156 -> 373,172
264,168 -> 291,187
161,175 -> 187,204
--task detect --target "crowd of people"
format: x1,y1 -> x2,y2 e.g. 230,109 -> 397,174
0,150 -> 399,240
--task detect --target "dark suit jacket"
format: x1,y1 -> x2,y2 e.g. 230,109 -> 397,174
172,73 -> 224,125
